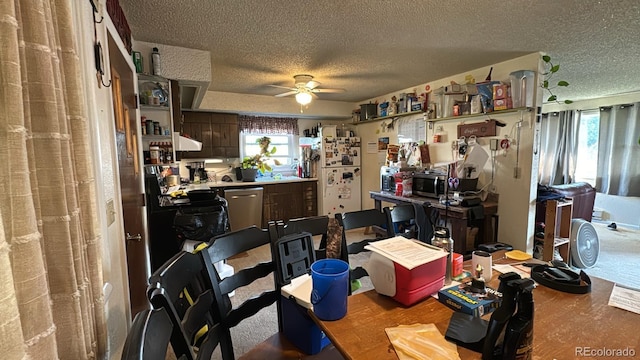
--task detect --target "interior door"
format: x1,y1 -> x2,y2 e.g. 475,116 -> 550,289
108,35 -> 149,317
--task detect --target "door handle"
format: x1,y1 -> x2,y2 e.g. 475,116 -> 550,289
126,233 -> 142,242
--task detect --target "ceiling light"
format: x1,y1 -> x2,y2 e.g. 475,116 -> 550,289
295,91 -> 312,105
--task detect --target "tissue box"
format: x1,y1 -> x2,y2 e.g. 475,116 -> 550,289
437,283 -> 501,316
365,238 -> 448,306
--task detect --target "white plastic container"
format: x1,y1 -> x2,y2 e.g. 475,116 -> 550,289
509,70 -> 536,108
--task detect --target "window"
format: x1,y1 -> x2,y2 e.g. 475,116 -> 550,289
241,133 -> 296,169
574,109 -> 600,186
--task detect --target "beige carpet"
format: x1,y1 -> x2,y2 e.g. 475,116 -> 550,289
583,222 -> 640,289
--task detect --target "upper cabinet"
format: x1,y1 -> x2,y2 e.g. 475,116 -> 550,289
181,111 -> 239,158
138,74 -> 176,165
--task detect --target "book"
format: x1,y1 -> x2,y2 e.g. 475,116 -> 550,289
437,282 -> 501,317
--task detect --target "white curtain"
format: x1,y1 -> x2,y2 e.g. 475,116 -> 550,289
597,104 -> 640,196
538,110 -> 581,185
0,0 -> 107,358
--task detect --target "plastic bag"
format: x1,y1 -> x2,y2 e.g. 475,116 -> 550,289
173,202 -> 229,243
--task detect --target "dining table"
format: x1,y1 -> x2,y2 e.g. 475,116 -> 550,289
308,251 -> 639,359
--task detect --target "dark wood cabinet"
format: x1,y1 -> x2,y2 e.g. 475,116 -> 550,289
180,111 -> 239,158
260,181 -> 318,227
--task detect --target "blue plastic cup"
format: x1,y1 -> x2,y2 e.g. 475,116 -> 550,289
311,259 -> 349,321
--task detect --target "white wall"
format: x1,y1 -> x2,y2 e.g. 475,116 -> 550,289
200,90 -> 356,119
358,53 -> 544,252
543,91 -> 640,228
72,2 -> 131,359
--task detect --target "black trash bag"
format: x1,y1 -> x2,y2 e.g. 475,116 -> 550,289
173,198 -> 229,243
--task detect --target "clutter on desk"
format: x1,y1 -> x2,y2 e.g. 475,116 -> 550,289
385,323 -> 461,360
444,272 -> 536,360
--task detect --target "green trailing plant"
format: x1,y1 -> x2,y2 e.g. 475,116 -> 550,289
241,136 -> 278,173
541,55 -> 573,104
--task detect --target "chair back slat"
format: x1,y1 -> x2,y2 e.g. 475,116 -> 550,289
147,251 -> 224,360
201,225 -> 279,359
206,226 -> 271,263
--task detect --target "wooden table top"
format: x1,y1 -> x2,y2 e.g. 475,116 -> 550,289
309,257 -> 640,359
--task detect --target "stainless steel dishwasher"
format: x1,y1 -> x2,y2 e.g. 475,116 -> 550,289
224,187 -> 264,231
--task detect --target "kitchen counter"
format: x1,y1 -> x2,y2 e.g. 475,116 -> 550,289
204,176 -> 317,188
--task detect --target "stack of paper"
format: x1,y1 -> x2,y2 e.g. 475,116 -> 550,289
385,323 -> 460,360
365,236 -> 448,270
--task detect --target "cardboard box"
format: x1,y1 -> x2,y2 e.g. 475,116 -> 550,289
494,98 -> 509,111
492,84 -> 509,100
437,283 -> 501,316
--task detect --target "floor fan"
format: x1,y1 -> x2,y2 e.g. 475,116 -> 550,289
570,219 -> 600,268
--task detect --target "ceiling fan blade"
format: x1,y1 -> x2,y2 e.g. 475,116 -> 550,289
306,80 -> 321,89
310,92 -> 319,99
312,88 -> 346,94
274,90 -> 298,97
268,84 -> 297,91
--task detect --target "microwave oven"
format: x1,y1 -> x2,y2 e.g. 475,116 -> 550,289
412,173 -> 447,198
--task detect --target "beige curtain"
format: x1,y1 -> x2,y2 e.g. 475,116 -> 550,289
0,0 -> 107,359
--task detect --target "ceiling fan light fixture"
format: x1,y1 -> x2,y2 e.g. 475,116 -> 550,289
295,91 -> 312,105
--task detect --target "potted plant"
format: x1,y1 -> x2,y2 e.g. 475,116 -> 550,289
240,136 -> 278,181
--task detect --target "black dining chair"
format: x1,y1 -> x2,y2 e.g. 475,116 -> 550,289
275,215 -> 340,260
384,203 -> 439,243
383,204 -> 418,238
334,208 -> 389,293
121,307 -> 174,360
145,251 -> 224,360
202,224 -> 341,359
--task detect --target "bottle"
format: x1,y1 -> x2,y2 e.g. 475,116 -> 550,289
502,279 -> 535,360
165,142 -> 173,163
482,273 -> 522,360
150,142 -> 160,164
431,227 -> 454,285
151,47 -> 161,76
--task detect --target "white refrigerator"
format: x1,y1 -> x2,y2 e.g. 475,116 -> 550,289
317,125 -> 362,216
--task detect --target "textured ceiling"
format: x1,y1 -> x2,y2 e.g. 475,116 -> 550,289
120,0 -> 640,105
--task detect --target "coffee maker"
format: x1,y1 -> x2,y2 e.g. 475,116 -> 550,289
186,161 -> 206,183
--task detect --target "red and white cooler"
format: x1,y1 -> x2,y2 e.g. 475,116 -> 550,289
364,237 -> 448,306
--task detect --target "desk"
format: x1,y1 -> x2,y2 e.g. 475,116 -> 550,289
309,258 -> 639,359
370,191 -> 498,254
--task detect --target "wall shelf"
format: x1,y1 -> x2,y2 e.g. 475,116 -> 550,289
352,107 -> 533,126
353,110 -> 423,125
141,104 -> 170,111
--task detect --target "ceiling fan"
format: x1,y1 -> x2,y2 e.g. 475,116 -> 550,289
269,74 -> 345,105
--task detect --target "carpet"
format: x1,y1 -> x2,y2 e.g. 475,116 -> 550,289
581,222 -> 640,289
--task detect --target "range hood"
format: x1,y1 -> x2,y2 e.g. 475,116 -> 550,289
173,132 -> 203,151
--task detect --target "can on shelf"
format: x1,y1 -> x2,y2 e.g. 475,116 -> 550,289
150,146 -> 160,164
